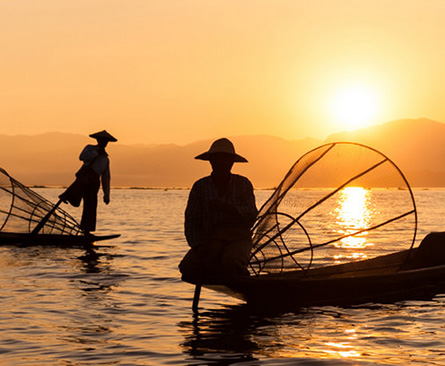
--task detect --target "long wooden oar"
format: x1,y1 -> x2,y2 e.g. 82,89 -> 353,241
192,256 -> 206,313
192,284 -> 202,314
31,198 -> 63,236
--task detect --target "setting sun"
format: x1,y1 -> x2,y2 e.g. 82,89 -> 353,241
330,84 -> 381,131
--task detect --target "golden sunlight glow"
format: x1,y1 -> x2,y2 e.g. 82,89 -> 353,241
326,342 -> 360,358
333,187 -> 373,261
330,84 -> 381,131
324,341 -> 361,358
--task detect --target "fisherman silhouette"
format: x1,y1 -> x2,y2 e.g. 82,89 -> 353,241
59,130 -> 117,235
180,138 -> 258,282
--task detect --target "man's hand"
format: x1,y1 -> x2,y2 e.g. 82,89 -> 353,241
104,195 -> 110,205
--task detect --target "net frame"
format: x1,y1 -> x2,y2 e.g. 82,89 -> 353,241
249,142 -> 418,276
0,168 -> 82,236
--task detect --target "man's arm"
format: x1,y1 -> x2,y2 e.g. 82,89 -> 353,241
101,164 -> 111,204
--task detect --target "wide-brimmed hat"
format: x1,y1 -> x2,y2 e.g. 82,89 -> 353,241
194,138 -> 248,163
89,130 -> 117,142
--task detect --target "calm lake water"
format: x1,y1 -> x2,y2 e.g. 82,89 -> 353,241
2,188 -> 445,365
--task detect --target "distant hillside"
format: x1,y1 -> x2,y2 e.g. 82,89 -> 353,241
2,118 -> 445,188
0,132 -> 321,188
0,132 -> 90,185
326,118 -> 445,186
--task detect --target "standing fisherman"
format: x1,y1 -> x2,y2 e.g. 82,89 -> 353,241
59,130 -> 117,235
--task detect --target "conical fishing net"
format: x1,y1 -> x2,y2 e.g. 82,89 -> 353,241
0,168 -> 82,235
250,142 -> 417,275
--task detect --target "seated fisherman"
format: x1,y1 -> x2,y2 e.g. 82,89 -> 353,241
179,138 -> 258,282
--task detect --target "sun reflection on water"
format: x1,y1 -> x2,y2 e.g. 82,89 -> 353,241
323,329 -> 361,359
333,186 -> 374,261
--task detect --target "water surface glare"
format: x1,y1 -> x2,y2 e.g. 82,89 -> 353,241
1,188 -> 445,365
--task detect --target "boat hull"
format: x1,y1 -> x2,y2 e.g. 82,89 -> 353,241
209,266 -> 445,310
0,232 -> 120,247
200,246 -> 445,310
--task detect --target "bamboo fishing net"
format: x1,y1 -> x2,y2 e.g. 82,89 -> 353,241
250,142 -> 417,275
0,168 -> 82,235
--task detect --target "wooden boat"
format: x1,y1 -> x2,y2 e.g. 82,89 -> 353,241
201,233 -> 445,310
182,143 -> 445,312
0,232 -> 120,247
0,168 -> 119,247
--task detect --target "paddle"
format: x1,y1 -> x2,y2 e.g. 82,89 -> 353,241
192,284 -> 201,314
31,198 -> 63,236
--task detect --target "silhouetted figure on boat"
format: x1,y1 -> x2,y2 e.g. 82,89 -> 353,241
59,130 -> 117,235
180,138 -> 258,282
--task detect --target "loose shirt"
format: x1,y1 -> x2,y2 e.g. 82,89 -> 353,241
79,144 -> 111,199
185,173 -> 258,249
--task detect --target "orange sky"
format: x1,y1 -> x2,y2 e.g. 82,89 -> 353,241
2,0 -> 445,145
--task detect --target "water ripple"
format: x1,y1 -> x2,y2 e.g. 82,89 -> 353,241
2,189 -> 445,365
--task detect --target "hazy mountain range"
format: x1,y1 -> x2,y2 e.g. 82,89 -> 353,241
2,118 -> 445,188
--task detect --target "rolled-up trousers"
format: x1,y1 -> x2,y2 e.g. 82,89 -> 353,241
62,167 -> 100,232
